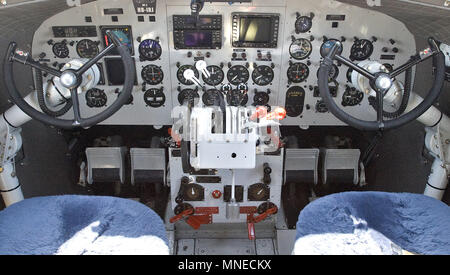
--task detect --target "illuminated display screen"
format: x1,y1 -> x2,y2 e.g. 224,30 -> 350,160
238,17 -> 272,43
100,26 -> 134,55
184,31 -> 213,47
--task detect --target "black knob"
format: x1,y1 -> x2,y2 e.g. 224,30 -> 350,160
296,12 -> 301,19
69,41 -> 75,46
271,63 -> 275,69
267,52 -> 272,60
309,12 -> 315,19
136,37 -> 142,43
176,62 -> 180,68
382,47 -> 389,53
47,39 -> 54,45
241,52 -> 247,59
307,60 -> 311,66
245,62 -> 249,68
372,36 -> 378,42
52,62 -> 58,67
354,36 -> 359,42
392,47 -> 399,53
340,36 -> 346,42
323,36 -> 328,42
232,52 -> 237,59
187,51 -> 192,58
39,52 -> 46,59
291,35 -> 296,42
264,163 -> 272,174
205,52 -> 211,58
389,39 -> 396,45
310,35 -> 315,41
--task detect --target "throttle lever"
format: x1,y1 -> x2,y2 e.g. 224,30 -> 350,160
169,208 -> 194,224
183,69 -> 202,87
246,206 -> 278,240
196,60 -> 210,79
253,207 -> 278,223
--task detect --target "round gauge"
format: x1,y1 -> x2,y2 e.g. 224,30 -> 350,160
203,65 -> 225,86
141,65 -> 164,85
226,89 -> 248,106
350,39 -> 374,61
287,62 -> 309,83
178,89 -> 200,105
76,39 -> 99,59
320,39 -> 343,58
252,65 -> 274,86
295,16 -> 313,33
346,68 -> 353,83
342,86 -> 364,107
289,38 -> 313,60
248,183 -> 270,201
177,65 -> 199,85
52,42 -> 69,58
202,89 -> 222,106
144,88 -> 165,108
317,64 -> 339,83
184,184 -> 204,201
253,91 -> 270,106
138,39 -> 162,61
85,88 -> 107,108
315,100 -> 329,113
227,65 -> 250,85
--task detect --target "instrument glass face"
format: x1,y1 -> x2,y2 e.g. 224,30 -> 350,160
350,39 -> 374,61
203,65 -> 225,86
227,65 -> 250,85
287,62 -> 309,83
139,39 -> 162,61
202,89 -> 222,106
144,88 -> 166,108
141,64 -> 164,85
85,88 -> 107,108
295,16 -> 313,33
252,65 -> 274,86
76,39 -> 99,58
177,65 -> 199,85
52,42 -> 69,58
289,38 -> 313,60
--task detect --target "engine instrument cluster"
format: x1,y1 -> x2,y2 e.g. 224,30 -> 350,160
32,0 -> 415,126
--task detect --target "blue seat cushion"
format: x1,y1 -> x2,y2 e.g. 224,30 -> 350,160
0,195 -> 169,255
295,192 -> 450,255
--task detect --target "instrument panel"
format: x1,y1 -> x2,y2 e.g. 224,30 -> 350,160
31,0 -> 416,127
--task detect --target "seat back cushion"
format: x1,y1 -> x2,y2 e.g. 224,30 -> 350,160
294,192 -> 450,255
0,195 -> 169,255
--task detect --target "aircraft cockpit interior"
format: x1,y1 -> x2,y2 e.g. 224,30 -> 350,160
0,0 -> 449,257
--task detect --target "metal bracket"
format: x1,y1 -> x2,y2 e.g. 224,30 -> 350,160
0,125 -> 21,170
